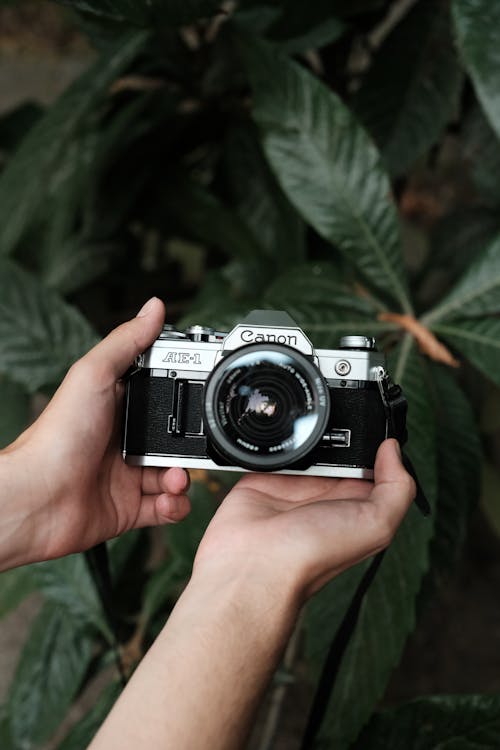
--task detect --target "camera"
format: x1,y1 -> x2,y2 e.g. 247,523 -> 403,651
122,310 -> 405,479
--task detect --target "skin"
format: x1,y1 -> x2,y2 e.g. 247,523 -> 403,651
0,297 -> 416,748
90,437 -> 415,750
0,298 -> 191,572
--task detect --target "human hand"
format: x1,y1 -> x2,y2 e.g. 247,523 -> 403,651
0,298 -> 190,571
193,439 -> 416,604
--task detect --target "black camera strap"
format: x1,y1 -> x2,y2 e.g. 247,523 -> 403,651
85,543 -> 127,686
299,372 -> 430,750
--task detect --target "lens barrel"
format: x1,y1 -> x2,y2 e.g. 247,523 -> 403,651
203,343 -> 330,471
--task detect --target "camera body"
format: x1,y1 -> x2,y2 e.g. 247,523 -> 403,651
123,310 -> 394,479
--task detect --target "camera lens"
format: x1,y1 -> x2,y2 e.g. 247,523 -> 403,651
203,344 -> 330,471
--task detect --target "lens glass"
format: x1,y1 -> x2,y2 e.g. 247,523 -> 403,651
205,347 -> 329,469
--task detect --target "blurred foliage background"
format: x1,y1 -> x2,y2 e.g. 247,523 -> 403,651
1,0 -> 500,748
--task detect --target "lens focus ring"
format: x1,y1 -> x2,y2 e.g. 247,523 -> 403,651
203,344 -> 330,471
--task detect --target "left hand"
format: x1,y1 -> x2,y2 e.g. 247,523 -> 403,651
193,438 -> 415,604
0,298 -> 191,570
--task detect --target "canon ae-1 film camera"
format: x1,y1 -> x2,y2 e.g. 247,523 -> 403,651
122,310 -> 407,479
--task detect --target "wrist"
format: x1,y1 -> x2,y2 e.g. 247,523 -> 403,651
188,560 -> 303,628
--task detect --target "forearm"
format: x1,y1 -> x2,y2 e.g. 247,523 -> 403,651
90,568 -> 300,750
0,446 -> 37,571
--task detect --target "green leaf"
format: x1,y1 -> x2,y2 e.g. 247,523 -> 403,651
109,529 -> 144,580
453,0 -> 500,141
354,0 -> 462,176
305,558 -> 371,670
0,705 -> 14,750
431,318 -> 500,386
0,375 -> 30,448
179,271 -> 256,330
429,366 -> 481,572
0,31 -> 148,258
141,558 -> 185,625
481,460 -> 500,539
264,263 -> 385,315
163,177 -> 267,263
223,123 -> 306,265
355,693 -> 500,749
8,603 -> 93,749
480,382 -> 500,434
33,554 -> 112,641
430,208 -> 500,279
40,238 -> 122,295
463,104 -> 500,208
266,0 -> 345,53
423,233 -> 500,323
306,341 -> 437,748
0,259 -> 98,392
0,102 -> 43,154
35,93 -> 160,295
58,682 -> 122,750
0,565 -> 36,619
239,34 -> 412,313
56,0 -> 221,27
261,263 -> 399,348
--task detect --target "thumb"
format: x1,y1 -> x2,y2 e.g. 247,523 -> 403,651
369,438 -> 416,528
80,297 -> 165,385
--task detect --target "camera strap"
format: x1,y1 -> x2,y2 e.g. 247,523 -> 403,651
85,543 -> 127,686
299,373 -> 430,750
376,367 -> 430,517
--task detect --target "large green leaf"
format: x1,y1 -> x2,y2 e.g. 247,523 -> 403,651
33,554 -> 112,641
162,177 -> 267,263
453,0 -> 500,141
354,0 -> 461,177
266,0 -> 345,53
428,366 -> 481,572
356,693 -> 500,749
0,102 -> 43,154
260,263 -> 399,348
423,233 -> 500,323
141,558 -> 185,625
58,682 -> 122,750
430,208 -> 500,280
40,238 -> 122,295
34,93 -> 156,295
223,123 -> 306,265
0,259 -> 98,392
431,318 -> 500,386
0,565 -> 36,619
481,460 -> 500,540
0,376 -> 30,448
462,105 -> 500,208
0,31 -> 148,258
305,341 -> 437,748
264,263 -> 386,315
239,34 -> 413,313
179,270 -> 257,329
8,603 -> 93,749
0,705 -> 14,750
56,0 -> 221,27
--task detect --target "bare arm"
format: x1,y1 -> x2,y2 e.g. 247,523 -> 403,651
90,439 -> 416,750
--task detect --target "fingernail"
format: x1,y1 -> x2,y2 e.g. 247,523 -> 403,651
136,297 -> 158,318
394,440 -> 402,458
